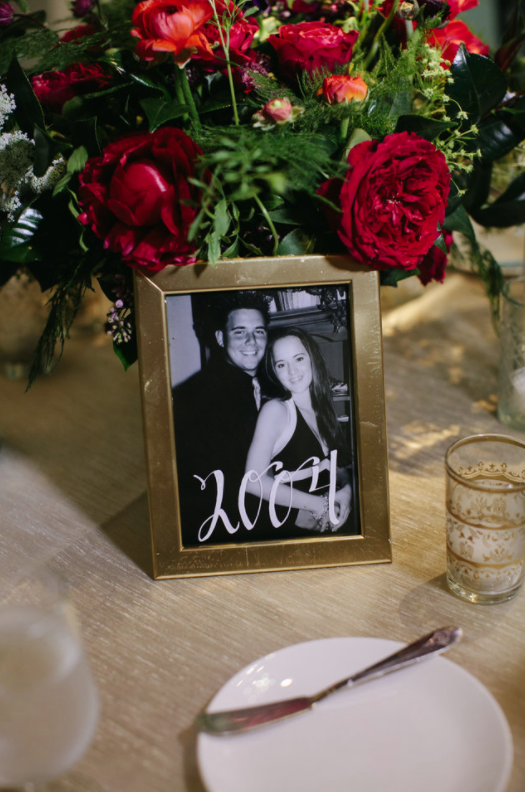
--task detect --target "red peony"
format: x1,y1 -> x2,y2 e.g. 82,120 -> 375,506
321,74 -> 368,104
267,22 -> 358,83
32,63 -> 110,113
418,229 -> 453,285
78,128 -> 204,271
131,0 -> 215,65
317,132 -> 451,272
427,19 -> 489,65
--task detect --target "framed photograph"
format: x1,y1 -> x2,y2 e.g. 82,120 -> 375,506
134,255 -> 391,578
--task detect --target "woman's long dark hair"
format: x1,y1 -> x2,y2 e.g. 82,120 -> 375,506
265,327 -> 346,456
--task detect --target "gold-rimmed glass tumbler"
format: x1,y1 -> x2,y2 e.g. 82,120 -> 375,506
445,434 -> 525,604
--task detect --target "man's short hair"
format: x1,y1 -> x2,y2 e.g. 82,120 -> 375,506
214,291 -> 271,333
190,290 -> 271,350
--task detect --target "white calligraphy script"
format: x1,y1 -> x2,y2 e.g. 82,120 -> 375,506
194,451 -> 339,542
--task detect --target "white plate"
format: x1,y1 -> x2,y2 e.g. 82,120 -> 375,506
197,637 -> 513,792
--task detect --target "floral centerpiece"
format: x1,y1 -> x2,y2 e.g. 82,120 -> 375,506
0,0 -> 524,381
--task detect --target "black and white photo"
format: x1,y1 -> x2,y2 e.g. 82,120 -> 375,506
168,286 -> 360,547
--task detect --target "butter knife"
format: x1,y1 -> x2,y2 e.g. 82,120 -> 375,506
197,626 -> 463,735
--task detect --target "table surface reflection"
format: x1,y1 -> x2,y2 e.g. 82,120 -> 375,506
1,272 -> 523,792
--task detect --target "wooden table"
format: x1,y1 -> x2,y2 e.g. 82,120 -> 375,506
1,272 -> 524,791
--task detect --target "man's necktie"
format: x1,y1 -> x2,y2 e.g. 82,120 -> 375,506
252,376 -> 261,410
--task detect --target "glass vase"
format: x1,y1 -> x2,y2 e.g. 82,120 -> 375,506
497,275 -> 525,431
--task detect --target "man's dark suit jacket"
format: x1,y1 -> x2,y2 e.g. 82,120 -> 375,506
172,354 -> 261,546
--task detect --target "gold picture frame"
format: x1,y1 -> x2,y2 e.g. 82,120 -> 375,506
134,255 -> 391,578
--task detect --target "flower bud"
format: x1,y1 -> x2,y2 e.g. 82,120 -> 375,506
252,98 -> 304,129
0,1 -> 14,28
321,75 -> 368,105
396,0 -> 419,20
71,0 -> 95,17
263,98 -> 293,123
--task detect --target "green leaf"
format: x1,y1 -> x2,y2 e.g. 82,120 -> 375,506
380,268 -> 419,287
277,228 -> 315,255
113,338 -> 138,371
5,55 -> 45,137
67,146 -> 89,174
14,0 -> 31,11
239,238 -> 263,256
214,199 -> 230,237
128,72 -> 167,96
53,173 -> 72,196
33,126 -> 53,178
443,204 -> 476,242
447,45 -> 507,121
388,89 -> 413,121
263,196 -> 284,210
0,208 -> 43,264
268,208 -> 301,225
200,98 -> 235,115
476,114 -> 525,161
139,98 -> 187,131
222,238 -> 240,258
469,172 -> 525,228
395,115 -> 454,140
462,160 -> 492,212
206,232 -> 221,265
434,232 -> 447,255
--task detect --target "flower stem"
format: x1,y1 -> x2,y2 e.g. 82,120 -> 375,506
179,67 -> 201,129
254,194 -> 279,256
340,117 -> 349,143
362,0 -> 400,70
209,0 -> 239,126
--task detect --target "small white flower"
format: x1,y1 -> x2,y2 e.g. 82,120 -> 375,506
0,84 -> 16,132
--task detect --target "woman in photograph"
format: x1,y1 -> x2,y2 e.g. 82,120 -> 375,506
244,327 -> 352,535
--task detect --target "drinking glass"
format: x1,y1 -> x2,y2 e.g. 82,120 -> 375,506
0,568 -> 99,790
445,434 -> 525,604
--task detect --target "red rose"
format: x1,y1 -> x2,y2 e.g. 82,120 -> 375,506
427,19 -> 489,65
317,132 -> 451,271
321,74 -> 368,104
78,128 -> 204,271
200,18 -> 258,69
32,63 -> 110,113
131,0 -> 215,65
268,22 -> 358,82
60,23 -> 99,43
418,229 -> 453,285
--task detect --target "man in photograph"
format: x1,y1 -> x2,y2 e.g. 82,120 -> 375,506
173,291 -> 271,545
